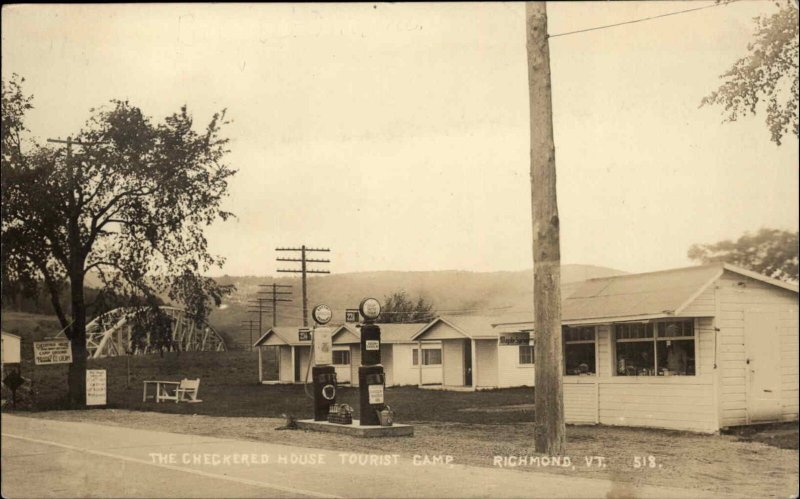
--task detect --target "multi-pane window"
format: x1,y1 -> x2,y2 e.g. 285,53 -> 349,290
412,348 -> 442,366
332,350 -> 350,365
563,326 -> 596,375
614,320 -> 695,376
518,345 -> 535,365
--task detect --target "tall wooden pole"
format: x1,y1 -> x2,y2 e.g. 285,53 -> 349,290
526,1 -> 565,456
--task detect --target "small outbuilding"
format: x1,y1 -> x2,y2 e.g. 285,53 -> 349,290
253,327 -> 312,384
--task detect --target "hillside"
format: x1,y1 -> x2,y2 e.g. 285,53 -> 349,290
1,265 -> 626,350
208,264 -> 626,348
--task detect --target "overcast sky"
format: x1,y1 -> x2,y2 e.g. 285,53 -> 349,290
3,2 -> 798,277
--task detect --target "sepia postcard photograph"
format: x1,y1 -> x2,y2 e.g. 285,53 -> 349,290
1,2 -> 798,498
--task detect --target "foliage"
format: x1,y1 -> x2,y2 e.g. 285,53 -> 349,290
701,1 -> 799,145
1,75 -> 236,402
377,290 -> 435,323
688,228 -> 799,282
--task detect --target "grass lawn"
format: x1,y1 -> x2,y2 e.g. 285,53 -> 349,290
5,350 -> 798,498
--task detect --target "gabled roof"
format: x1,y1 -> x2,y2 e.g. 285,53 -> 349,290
495,263 -> 798,327
375,323 -> 427,343
330,324 -> 361,344
253,326 -> 309,347
561,264 -> 724,324
411,315 -> 499,341
1,331 -> 21,340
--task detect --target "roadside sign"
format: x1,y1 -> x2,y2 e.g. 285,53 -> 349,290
86,369 -> 107,406
298,328 -> 312,342
345,309 -> 359,323
498,331 -> 531,346
33,340 -> 73,365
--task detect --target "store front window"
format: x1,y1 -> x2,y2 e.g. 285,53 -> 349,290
563,326 -> 596,375
614,320 -> 695,376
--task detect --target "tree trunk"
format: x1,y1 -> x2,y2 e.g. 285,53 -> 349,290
526,1 -> 566,456
67,265 -> 87,408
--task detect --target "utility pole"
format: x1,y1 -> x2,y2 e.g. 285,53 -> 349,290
258,284 -> 293,327
241,320 -> 257,351
276,246 -> 330,327
247,298 -> 272,350
526,2 -> 565,456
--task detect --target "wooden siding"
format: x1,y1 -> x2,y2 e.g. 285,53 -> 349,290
596,325 -> 612,377
279,346 -> 293,382
296,347 -> 310,383
475,340 -> 498,388
442,339 -> 465,386
350,346 -> 361,387
716,272 -> 799,427
497,344 -> 535,388
564,382 -> 597,424
679,284 -> 717,317
381,344 -> 394,387
598,381 -> 717,432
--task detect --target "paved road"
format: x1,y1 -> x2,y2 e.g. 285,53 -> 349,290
2,414 -> 713,498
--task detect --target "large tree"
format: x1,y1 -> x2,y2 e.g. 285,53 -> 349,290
1,75 -> 236,405
701,1 -> 799,145
377,291 -> 435,324
688,228 -> 799,282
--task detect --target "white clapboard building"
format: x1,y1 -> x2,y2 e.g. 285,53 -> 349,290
253,263 -> 798,432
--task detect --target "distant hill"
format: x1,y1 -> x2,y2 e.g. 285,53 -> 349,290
2,265 -> 626,350
208,264 -> 626,349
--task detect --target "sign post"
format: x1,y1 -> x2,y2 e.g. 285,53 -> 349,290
86,369 -> 107,406
33,340 -> 73,365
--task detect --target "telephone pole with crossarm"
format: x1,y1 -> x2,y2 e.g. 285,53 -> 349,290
276,246 -> 330,327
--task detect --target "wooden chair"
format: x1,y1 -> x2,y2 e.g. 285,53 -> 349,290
156,378 -> 202,403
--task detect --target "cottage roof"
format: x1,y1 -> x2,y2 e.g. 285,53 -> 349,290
253,326 -> 309,347
496,263 -> 798,327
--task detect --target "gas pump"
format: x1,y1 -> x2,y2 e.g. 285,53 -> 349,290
310,304 -> 337,421
358,298 -> 385,426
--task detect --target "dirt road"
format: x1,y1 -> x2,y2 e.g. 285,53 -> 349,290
2,414 -> 718,498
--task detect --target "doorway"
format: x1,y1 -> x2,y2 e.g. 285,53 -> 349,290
263,346 -> 280,382
744,311 -> 782,423
464,339 -> 473,387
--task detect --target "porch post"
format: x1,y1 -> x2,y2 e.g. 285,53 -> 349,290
417,341 -> 423,387
471,339 -> 478,391
257,346 -> 263,383
291,345 -> 296,383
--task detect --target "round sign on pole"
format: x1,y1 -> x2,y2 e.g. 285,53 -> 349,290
359,298 -> 381,321
312,304 -> 332,325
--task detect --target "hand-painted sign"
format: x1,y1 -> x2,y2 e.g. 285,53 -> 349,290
33,340 -> 73,365
298,328 -> 312,342
86,369 -> 107,406
498,331 -> 531,346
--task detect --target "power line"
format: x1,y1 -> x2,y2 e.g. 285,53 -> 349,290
548,1 -> 738,39
257,283 -> 293,327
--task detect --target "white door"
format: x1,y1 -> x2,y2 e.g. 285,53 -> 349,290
744,311 -> 782,423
